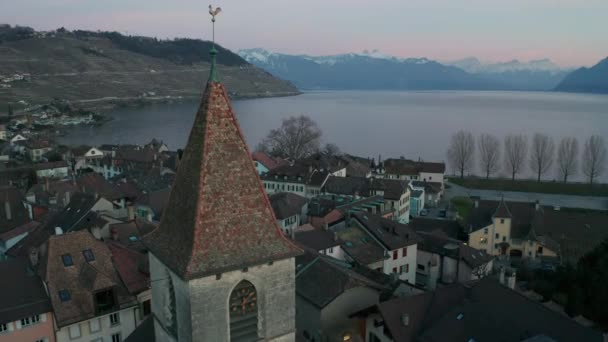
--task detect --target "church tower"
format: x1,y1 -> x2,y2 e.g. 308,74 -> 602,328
144,7 -> 302,341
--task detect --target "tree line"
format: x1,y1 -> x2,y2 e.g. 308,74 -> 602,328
447,131 -> 607,184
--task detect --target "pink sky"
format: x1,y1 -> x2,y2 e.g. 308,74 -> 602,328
2,0 -> 607,67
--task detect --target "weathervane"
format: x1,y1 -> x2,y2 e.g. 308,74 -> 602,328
209,5 -> 222,46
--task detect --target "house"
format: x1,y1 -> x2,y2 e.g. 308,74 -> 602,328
262,162 -> 330,198
76,173 -> 129,217
0,221 -> 39,261
0,186 -> 32,259
22,139 -> 53,162
43,192 -> 115,237
68,146 -> 104,171
347,212 -> 421,284
269,192 -> 308,236
0,124 -> 7,141
251,151 -> 284,175
308,195 -> 389,230
323,176 -> 411,223
299,153 -> 349,177
415,231 -> 493,289
106,240 -> 152,327
26,180 -> 77,208
144,139 -> 169,154
374,158 -> 445,185
107,220 -> 157,253
410,181 -> 443,207
10,133 -> 26,146
33,161 -> 70,179
295,254 -> 396,342
42,231 -> 139,342
87,156 -> 123,180
467,199 -> 608,265
133,188 -> 171,223
409,217 -> 462,240
0,257 -> 55,342
0,141 -> 10,161
409,190 -> 425,216
294,226 -> 344,259
354,278 -> 603,342
113,146 -> 162,172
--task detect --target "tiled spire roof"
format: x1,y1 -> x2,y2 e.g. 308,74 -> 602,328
144,79 -> 301,280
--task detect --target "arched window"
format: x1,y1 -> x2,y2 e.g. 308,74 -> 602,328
229,280 -> 258,341
164,271 -> 178,337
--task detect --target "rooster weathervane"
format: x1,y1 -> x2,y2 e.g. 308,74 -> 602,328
209,5 -> 222,44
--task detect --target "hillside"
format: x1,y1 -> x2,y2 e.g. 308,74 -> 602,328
238,49 -> 502,91
554,57 -> 608,94
0,26 -> 298,111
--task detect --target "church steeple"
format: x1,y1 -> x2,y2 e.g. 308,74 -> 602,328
144,6 -> 301,280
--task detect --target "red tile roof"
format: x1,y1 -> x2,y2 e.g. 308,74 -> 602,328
252,151 -> 281,170
108,242 -> 149,295
144,81 -> 301,280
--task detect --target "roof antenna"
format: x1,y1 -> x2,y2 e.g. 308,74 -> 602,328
208,4 -> 222,82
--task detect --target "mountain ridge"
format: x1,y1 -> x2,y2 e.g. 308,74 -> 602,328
239,48 -> 573,91
554,57 -> 608,94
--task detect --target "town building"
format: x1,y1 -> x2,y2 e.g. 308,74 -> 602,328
42,231 -> 139,342
21,139 -> 53,162
251,151 -> 284,175
294,225 -> 344,259
269,192 -> 308,236
353,278 -> 603,342
374,158 -> 446,186
0,124 -> 7,141
33,161 -> 70,179
468,199 -> 608,265
415,231 -> 493,289
262,162 -> 330,198
143,52 -> 302,342
0,258 -> 55,342
323,176 -> 411,223
0,186 -> 33,260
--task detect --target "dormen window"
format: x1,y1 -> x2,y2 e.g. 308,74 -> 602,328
83,249 -> 95,262
500,219 -> 505,224
62,254 -> 73,267
229,281 -> 258,341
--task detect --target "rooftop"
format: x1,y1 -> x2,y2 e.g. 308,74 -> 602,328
0,258 -> 52,325
269,192 -> 308,219
353,212 -> 421,251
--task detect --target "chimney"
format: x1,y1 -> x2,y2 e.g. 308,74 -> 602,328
401,314 -> 410,327
55,227 -> 63,235
4,200 -> 11,221
29,248 -> 39,267
111,227 -> 119,241
44,177 -> 50,192
535,200 -> 540,211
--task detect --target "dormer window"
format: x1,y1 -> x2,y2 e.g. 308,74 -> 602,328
83,249 -> 95,262
62,254 -> 73,267
95,288 -> 117,314
500,219 -> 505,224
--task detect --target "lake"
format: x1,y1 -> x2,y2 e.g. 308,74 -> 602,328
60,90 -> 608,181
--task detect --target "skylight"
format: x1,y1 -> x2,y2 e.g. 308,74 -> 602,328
62,254 -> 73,267
59,289 -> 71,302
83,249 -> 95,262
129,236 -> 138,242
457,313 -> 464,320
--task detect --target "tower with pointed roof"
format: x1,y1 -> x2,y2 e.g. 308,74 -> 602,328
144,7 -> 301,341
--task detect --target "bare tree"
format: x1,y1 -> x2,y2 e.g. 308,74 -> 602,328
556,137 -> 578,183
478,134 -> 500,179
321,143 -> 341,157
259,115 -> 322,160
447,130 -> 475,178
529,133 -> 555,182
504,134 -> 527,181
582,135 -> 607,185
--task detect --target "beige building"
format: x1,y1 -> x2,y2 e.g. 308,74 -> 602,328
467,199 -> 559,262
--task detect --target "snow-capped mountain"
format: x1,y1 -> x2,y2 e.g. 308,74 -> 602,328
237,48 -> 494,90
445,57 -> 571,74
237,49 -> 575,91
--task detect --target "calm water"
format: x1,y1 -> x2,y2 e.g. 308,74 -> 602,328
60,90 -> 608,180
